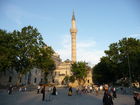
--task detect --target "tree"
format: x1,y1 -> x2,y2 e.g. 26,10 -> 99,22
118,38 -> 140,82
34,46 -> 56,82
0,26 -> 56,83
0,30 -> 17,72
71,61 -> 89,85
93,57 -> 117,84
12,26 -> 46,76
93,37 -> 140,85
63,75 -> 70,85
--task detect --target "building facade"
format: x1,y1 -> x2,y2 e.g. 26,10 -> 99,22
0,68 -> 43,87
0,52 -> 61,87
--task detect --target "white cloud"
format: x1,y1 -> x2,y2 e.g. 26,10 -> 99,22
128,34 -> 140,38
77,49 -> 104,67
56,35 -> 71,61
77,41 -> 96,48
56,35 -> 105,67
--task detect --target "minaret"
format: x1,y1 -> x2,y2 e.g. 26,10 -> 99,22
70,11 -> 77,63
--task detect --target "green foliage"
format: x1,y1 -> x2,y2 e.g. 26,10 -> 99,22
71,61 -> 89,83
63,76 -> 70,84
0,29 -> 17,72
93,57 -> 117,84
35,46 -> 56,72
0,26 -> 55,76
69,75 -> 75,83
12,26 -> 46,74
93,37 -> 140,84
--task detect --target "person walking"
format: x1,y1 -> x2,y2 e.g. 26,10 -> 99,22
112,87 -> 117,99
37,85 -> 41,94
89,86 -> 93,93
8,85 -> 13,95
133,92 -> 140,105
52,86 -> 57,95
103,90 -> 114,105
41,86 -> 45,101
68,87 -> 73,96
76,87 -> 80,95
95,86 -> 99,96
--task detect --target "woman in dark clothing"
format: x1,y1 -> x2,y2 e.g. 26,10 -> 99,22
8,85 -> 13,95
41,86 -> 45,101
103,91 -> 114,105
133,92 -> 140,105
68,87 -> 73,96
52,86 -> 57,95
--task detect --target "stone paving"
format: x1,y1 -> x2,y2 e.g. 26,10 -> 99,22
0,88 -> 134,105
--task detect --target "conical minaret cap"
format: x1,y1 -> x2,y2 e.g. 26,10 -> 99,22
72,11 -> 75,20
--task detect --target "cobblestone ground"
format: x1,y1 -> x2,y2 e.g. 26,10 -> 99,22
0,88 -> 134,105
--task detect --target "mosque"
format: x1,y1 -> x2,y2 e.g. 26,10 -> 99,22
51,12 -> 93,87
0,12 -> 93,87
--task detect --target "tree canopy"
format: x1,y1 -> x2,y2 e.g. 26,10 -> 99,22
93,37 -> 140,85
0,26 -> 55,76
71,61 -> 90,84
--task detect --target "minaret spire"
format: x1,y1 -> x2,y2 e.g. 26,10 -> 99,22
72,11 -> 75,20
70,11 -> 78,63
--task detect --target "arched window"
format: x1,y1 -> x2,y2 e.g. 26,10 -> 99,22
19,77 -> 22,83
40,78 -> 43,83
34,78 -> 37,83
52,79 -> 55,83
9,76 -> 12,82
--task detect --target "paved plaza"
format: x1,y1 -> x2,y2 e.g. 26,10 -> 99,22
0,88 -> 134,105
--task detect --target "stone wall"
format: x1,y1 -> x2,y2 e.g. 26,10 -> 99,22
0,68 -> 43,87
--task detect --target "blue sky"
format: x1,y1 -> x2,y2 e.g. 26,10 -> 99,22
0,0 -> 140,66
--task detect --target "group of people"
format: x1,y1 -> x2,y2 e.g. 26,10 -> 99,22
8,84 -> 140,105
39,86 -> 57,101
8,85 -> 27,95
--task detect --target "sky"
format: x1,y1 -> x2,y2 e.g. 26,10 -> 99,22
0,0 -> 140,67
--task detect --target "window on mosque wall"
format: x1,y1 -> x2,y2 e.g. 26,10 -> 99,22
52,79 -> 55,83
34,78 -> 37,83
19,77 -> 22,83
8,76 -> 12,82
59,74 -> 65,76
40,78 -> 43,83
